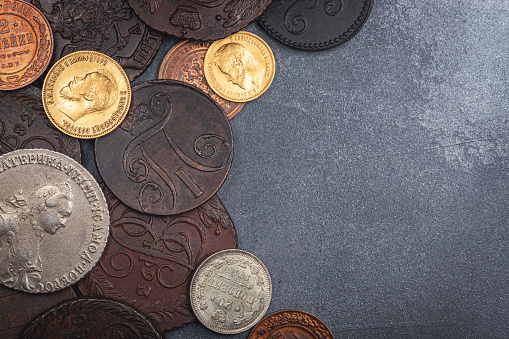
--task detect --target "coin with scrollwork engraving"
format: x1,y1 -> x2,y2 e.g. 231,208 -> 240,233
78,184 -> 238,332
20,298 -> 162,339
0,149 -> 109,293
190,249 -> 272,334
95,80 -> 233,215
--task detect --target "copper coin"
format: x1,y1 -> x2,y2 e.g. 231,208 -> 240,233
249,309 -> 334,339
159,40 -> 245,120
27,0 -> 163,81
0,86 -> 81,161
20,298 -> 162,338
78,184 -> 238,331
95,80 -> 233,215
127,0 -> 272,40
0,285 -> 75,339
0,0 -> 53,90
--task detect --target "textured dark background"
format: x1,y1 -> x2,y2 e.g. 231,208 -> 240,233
82,0 -> 509,337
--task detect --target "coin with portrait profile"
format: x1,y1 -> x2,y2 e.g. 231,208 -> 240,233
42,51 -> 131,139
204,31 -> 275,103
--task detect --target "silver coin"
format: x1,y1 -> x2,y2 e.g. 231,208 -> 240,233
0,149 -> 109,293
190,249 -> 272,334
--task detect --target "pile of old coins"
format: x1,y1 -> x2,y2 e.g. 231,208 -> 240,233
0,0 -> 372,337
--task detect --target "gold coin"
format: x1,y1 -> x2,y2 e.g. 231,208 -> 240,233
42,51 -> 131,139
204,32 -> 275,103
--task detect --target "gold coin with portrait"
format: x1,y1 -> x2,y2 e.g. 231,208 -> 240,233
204,32 -> 275,103
42,51 -> 131,139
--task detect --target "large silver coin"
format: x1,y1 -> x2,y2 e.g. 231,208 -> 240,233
190,249 -> 272,334
0,149 -> 108,293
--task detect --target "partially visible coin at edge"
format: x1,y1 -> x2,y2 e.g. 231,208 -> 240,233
190,249 -> 272,334
20,298 -> 162,339
0,149 -> 109,293
159,40 -> 245,120
0,0 -> 54,90
204,31 -> 275,102
42,51 -> 131,139
249,309 -> 334,339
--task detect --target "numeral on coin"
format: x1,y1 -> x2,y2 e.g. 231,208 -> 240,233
0,20 -> 9,34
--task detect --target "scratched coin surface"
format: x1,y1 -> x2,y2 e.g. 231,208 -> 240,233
0,86 -> 81,161
95,80 -> 233,215
27,0 -> 162,81
259,0 -> 373,50
0,149 -> 109,293
0,0 -> 53,90
78,185 -> 238,332
127,0 -> 271,40
248,309 -> 334,339
190,249 -> 272,334
42,50 -> 131,139
204,31 -> 275,102
159,40 -> 245,119
20,298 -> 162,339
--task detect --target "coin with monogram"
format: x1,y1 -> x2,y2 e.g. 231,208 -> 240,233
78,184 -> 238,331
0,86 -> 81,161
159,40 -> 245,120
20,298 -> 161,338
0,149 -> 109,293
190,249 -> 272,334
0,285 -> 76,339
27,0 -> 162,81
259,0 -> 373,50
95,80 -> 233,215
249,309 -> 334,339
127,0 -> 271,40
0,0 -> 53,90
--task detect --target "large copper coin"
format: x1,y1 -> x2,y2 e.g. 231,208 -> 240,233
249,309 -> 334,339
0,285 -> 75,339
0,0 -> 53,90
20,298 -> 162,338
27,0 -> 162,81
78,184 -> 238,331
159,40 -> 245,120
95,80 -> 233,215
0,86 -> 81,161
127,0 -> 272,40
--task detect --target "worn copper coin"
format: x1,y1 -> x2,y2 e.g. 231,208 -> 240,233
159,40 -> 245,120
20,298 -> 162,338
78,184 -> 238,331
0,0 -> 53,90
0,285 -> 76,339
0,86 -> 81,161
259,0 -> 373,50
27,0 -> 162,81
249,309 -> 334,339
127,0 -> 272,40
95,80 -> 233,215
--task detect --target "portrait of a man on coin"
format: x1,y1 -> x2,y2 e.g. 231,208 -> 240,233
214,43 -> 264,90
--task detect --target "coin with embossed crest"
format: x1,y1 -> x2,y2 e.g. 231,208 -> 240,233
249,309 -> 334,339
0,149 -> 109,293
159,40 -> 245,119
20,298 -> 161,339
190,249 -> 272,334
78,184 -> 238,331
0,0 -> 53,90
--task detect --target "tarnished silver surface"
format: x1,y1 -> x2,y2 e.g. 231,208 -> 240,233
0,149 -> 109,293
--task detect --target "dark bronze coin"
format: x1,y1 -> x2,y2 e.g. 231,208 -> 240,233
259,0 -> 373,50
20,298 -> 162,338
0,286 -> 75,339
249,309 -> 334,339
78,184 -> 238,331
95,80 -> 233,215
127,0 -> 272,40
0,86 -> 81,161
27,0 -> 163,81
